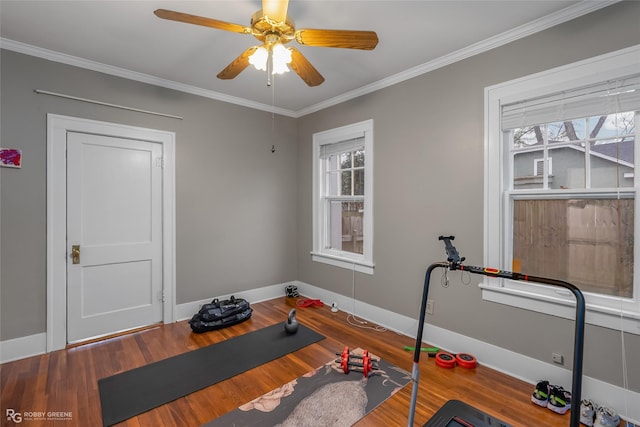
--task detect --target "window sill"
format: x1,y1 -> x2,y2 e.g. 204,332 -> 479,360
480,282 -> 640,335
310,251 -> 374,275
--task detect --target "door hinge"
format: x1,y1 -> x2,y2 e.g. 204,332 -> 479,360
155,156 -> 164,168
157,290 -> 165,302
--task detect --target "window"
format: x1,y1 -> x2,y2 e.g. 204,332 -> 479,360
533,158 -> 551,176
312,120 -> 374,274
511,114 -> 635,298
484,46 -> 640,332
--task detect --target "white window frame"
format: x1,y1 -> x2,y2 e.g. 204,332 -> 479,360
484,45 -> 640,334
312,120 -> 374,274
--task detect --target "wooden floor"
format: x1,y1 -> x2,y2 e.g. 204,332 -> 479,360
0,297 -> 618,426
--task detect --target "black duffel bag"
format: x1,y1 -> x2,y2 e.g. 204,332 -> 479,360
189,295 -> 252,333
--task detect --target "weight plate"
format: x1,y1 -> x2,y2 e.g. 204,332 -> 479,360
456,353 -> 477,369
435,352 -> 457,369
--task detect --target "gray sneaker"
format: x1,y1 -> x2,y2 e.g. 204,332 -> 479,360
580,399 -> 596,426
594,406 -> 620,427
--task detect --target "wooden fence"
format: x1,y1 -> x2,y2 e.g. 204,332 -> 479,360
513,198 -> 633,297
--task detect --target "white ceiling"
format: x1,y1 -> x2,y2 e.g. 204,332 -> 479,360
0,1 -> 614,117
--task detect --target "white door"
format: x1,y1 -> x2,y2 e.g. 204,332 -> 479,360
66,132 -> 163,343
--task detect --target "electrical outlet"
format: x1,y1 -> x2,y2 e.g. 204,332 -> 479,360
552,352 -> 564,364
426,299 -> 434,315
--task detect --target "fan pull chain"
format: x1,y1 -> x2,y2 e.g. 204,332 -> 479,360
267,48 -> 273,86
271,77 -> 276,153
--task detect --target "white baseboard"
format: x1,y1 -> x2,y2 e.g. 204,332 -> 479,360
1,281 -> 292,364
174,281 -> 295,321
293,280 -> 640,424
0,333 -> 46,364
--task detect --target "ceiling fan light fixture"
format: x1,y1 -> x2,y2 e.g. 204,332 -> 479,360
248,46 -> 269,71
272,43 -> 292,74
249,43 -> 292,75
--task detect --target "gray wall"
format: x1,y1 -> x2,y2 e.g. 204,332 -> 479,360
1,0 -> 638,393
0,50 -> 298,341
296,2 -> 640,391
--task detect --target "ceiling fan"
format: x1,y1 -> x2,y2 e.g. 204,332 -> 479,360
154,0 -> 379,87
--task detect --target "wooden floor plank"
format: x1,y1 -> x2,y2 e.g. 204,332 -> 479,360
0,297 -> 627,426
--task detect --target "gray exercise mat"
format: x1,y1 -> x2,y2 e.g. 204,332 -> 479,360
98,322 -> 324,426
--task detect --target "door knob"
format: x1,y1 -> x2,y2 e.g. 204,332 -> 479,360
71,245 -> 80,264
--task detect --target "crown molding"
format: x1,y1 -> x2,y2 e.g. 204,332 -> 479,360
1,1 -> 619,118
0,38 -> 298,118
296,0 -> 621,117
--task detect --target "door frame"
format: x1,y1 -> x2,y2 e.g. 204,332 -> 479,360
46,114 -> 176,352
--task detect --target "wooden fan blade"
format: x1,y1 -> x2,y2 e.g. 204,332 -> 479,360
217,47 -> 259,80
154,9 -> 251,34
288,47 -> 325,87
295,29 -> 378,50
262,0 -> 289,22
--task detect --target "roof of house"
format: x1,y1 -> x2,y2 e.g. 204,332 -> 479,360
588,139 -> 634,165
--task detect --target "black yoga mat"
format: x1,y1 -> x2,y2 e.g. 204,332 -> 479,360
98,323 -> 324,426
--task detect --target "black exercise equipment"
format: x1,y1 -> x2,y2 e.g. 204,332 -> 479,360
422,399 -> 512,427
189,295 -> 252,333
408,236 -> 586,427
285,284 -> 299,297
284,308 -> 299,334
336,346 -> 380,378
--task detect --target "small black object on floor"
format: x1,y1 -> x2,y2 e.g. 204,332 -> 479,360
284,308 -> 299,334
189,295 -> 252,333
423,400 -> 512,427
98,322 -> 324,426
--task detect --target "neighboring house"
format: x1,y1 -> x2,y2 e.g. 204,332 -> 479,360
514,138 -> 634,189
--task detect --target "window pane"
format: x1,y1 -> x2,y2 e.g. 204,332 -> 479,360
548,119 -> 586,143
354,169 -> 364,196
546,122 -> 564,142
590,139 -> 634,188
354,149 -> 365,167
513,127 -> 541,148
513,148 -> 544,189
589,112 -> 635,139
513,199 -> 633,298
549,144 -> 585,189
328,201 -> 364,255
327,171 -> 341,196
340,152 -> 352,169
327,154 -> 339,172
341,171 -> 352,195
